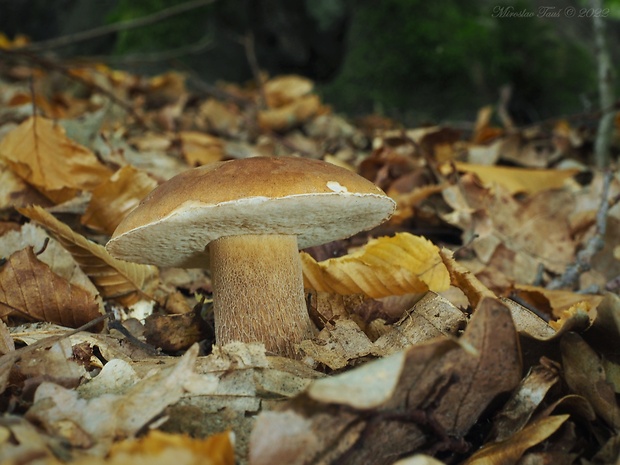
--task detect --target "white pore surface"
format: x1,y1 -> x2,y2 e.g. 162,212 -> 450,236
107,192 -> 395,268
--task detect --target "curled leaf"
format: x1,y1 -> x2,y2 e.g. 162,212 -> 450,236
464,415 -> 569,465
301,233 -> 450,298
0,247 -> 101,328
19,205 -> 158,305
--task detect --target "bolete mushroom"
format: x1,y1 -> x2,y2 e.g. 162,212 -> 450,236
106,157 -> 395,357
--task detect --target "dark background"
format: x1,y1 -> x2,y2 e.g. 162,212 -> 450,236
0,0 -> 617,125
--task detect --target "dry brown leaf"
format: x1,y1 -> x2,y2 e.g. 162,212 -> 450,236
0,222 -> 99,296
561,332 -> 620,429
0,318 -> 14,355
81,166 -> 158,235
511,284 -> 603,319
0,116 -> 112,203
298,319 -> 375,370
25,344 -> 199,456
258,94 -> 321,131
251,298 -> 520,465
200,99 -> 244,136
440,248 -> 496,308
264,75 -> 314,108
0,247 -> 101,327
441,173 -> 575,284
301,233 -> 450,298
19,205 -> 158,306
463,414 -> 569,465
179,131 -> 225,166
489,364 -> 560,442
451,162 -> 579,195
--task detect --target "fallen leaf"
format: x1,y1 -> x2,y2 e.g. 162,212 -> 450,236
463,414 -> 569,465
511,284 -> 603,319
0,319 -> 14,355
0,222 -> 99,296
489,363 -> 560,441
0,116 -> 112,202
248,411 -> 317,465
81,165 -> 158,235
251,298 -> 521,464
104,430 -> 235,465
0,247 -> 101,328
301,233 -> 450,298
560,332 -> 620,429
19,205 -> 159,305
440,248 -> 496,308
179,131 -> 225,166
263,75 -> 314,108
258,94 -> 321,131
299,319 -> 375,370
451,162 -> 579,195
25,344 -> 199,455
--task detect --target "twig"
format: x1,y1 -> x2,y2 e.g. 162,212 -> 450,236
547,170 -> 613,290
497,84 -> 515,131
21,0 -> 217,53
590,0 -> 616,168
239,32 -> 267,110
73,34 -> 214,65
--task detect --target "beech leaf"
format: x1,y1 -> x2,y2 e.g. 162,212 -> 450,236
19,205 -> 158,305
0,116 -> 112,203
81,166 -> 158,235
464,415 -> 569,465
301,233 -> 450,298
0,247 -> 101,328
451,162 -> 579,195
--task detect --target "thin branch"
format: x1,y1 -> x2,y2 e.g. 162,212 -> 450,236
238,32 -> 267,110
21,0 -> 217,53
547,170 -> 613,290
73,34 -> 214,65
590,0 -> 616,168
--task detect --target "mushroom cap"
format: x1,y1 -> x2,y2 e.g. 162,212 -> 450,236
106,157 -> 396,268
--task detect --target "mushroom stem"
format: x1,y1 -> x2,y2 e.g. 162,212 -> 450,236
209,234 -> 315,357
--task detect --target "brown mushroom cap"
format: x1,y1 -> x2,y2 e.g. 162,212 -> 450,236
106,157 -> 395,268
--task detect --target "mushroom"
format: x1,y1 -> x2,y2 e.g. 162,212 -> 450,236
106,157 -> 395,357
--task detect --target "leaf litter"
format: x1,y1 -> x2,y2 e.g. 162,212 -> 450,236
0,45 -> 618,465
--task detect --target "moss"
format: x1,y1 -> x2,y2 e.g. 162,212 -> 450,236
321,0 -> 596,122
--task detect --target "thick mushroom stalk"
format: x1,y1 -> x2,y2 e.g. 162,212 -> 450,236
209,234 -> 315,357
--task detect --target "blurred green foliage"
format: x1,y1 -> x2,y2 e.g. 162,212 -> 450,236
322,0 -> 596,122
107,0 -> 210,54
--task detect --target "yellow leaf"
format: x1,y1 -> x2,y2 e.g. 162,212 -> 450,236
451,162 -> 579,195
464,415 -> 569,465
0,116 -> 112,203
179,131 -> 225,166
301,233 -> 450,298
19,205 -> 158,306
264,75 -> 314,108
258,94 -> 321,131
108,430 -> 235,465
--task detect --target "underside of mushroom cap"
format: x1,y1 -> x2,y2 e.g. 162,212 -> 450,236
106,157 -> 396,268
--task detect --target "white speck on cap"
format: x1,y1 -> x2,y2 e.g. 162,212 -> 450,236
326,181 -> 348,193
